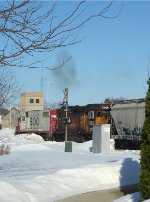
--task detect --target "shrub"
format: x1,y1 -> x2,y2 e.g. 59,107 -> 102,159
139,79 -> 150,201
0,144 -> 11,156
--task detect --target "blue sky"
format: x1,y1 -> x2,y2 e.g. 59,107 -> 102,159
14,1 -> 150,106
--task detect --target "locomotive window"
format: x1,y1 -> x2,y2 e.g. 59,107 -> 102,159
98,111 -> 108,116
43,112 -> 49,117
88,111 -> 94,119
97,112 -> 101,117
30,99 -> 34,103
22,116 -> 25,121
26,112 -> 28,117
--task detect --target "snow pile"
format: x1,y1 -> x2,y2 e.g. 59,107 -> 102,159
18,133 -> 44,142
110,138 -> 115,151
0,128 -> 44,147
113,192 -> 150,202
113,192 -> 141,202
0,129 -> 149,202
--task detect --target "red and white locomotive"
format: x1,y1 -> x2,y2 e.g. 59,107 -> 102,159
16,109 -> 58,140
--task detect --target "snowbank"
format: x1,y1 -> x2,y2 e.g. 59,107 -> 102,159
0,129 -> 148,202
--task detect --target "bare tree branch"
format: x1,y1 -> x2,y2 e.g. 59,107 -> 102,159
28,56 -> 72,70
0,68 -> 21,108
0,1 -> 124,69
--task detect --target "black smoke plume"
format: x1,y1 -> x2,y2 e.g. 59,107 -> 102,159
52,50 -> 79,89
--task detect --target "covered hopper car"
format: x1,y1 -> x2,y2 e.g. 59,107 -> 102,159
111,99 -> 145,149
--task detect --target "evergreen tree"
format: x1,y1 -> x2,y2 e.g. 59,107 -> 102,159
139,79 -> 150,201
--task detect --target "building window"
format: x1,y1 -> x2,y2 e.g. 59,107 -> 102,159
30,99 -> 34,103
22,116 -> 25,121
36,99 -> 39,103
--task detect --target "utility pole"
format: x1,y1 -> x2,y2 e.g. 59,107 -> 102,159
63,88 -> 68,142
9,101 -> 11,129
62,88 -> 72,152
65,103 -> 68,142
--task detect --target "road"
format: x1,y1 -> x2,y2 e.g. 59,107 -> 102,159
56,185 -> 138,202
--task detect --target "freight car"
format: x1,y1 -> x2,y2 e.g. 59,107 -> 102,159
53,103 -> 111,142
110,98 -> 145,149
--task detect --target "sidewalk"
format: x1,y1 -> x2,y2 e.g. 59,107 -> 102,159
57,185 -> 138,202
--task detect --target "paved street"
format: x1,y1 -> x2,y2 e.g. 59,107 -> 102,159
57,185 -> 138,202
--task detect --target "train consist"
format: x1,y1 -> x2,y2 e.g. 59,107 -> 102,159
16,103 -> 111,142
16,98 -> 145,149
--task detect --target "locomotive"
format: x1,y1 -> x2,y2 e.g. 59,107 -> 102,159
16,99 -> 145,149
16,109 -> 57,140
54,104 -> 111,142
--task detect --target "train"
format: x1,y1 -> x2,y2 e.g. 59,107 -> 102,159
15,98 -> 145,149
16,103 -> 111,142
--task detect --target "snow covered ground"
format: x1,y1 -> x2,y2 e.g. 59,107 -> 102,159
0,129 -> 149,202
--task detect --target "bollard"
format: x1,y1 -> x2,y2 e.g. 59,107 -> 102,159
65,141 -> 72,152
